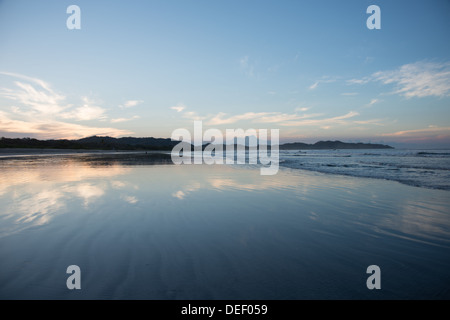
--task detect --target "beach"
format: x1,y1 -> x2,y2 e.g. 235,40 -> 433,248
0,153 -> 449,299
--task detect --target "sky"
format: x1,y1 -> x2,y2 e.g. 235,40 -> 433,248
0,0 -> 449,148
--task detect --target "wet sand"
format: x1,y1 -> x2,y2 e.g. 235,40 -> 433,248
0,148 -> 122,156
0,156 -> 449,299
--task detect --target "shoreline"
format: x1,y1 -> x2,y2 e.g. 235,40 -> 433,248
0,148 -> 169,157
1,148 -> 449,191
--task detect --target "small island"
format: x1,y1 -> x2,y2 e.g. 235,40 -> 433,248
279,140 -> 393,150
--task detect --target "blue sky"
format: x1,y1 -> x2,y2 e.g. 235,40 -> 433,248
0,0 -> 449,147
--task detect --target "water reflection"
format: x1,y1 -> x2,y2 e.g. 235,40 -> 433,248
0,166 -> 128,237
0,153 -> 167,237
1,155 -> 449,245
74,183 -> 105,206
1,154 -> 450,299
170,165 -> 309,200
15,189 -> 65,226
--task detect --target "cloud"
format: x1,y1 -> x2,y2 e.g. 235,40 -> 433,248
61,97 -> 106,121
365,98 -> 380,108
169,103 -> 205,120
0,72 -> 68,115
258,113 -> 318,123
0,72 -> 55,94
120,100 -> 143,108
0,111 -> 132,139
309,81 -> 319,90
110,115 -> 140,123
173,104 -> 378,132
341,92 -> 358,96
207,112 -> 272,125
183,111 -> 206,121
348,61 -> 450,98
353,118 -> 385,126
172,104 -> 364,129
171,103 -> 186,113
373,61 -> 450,98
206,111 -> 324,126
380,126 -> 450,139
308,77 -> 337,90
188,109 -> 358,129
347,78 -> 370,85
280,111 -> 359,127
0,72 -> 133,139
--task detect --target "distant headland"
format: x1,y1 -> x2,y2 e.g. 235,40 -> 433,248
0,136 -> 393,151
279,140 -> 393,150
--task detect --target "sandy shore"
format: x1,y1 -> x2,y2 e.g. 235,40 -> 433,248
0,149 -> 173,166
0,148 -> 169,156
0,158 -> 449,299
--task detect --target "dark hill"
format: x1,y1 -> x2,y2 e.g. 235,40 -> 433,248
0,136 -> 179,151
1,137 -> 393,151
280,140 -> 393,150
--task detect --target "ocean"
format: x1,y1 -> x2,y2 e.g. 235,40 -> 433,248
280,149 -> 450,190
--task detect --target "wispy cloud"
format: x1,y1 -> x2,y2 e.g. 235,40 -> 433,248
61,97 -> 106,121
347,78 -> 370,85
206,111 -> 324,126
170,103 -> 186,113
365,98 -> 380,108
170,103 -> 205,120
309,81 -> 319,90
0,71 -> 68,115
353,118 -> 385,126
259,113 -> 319,123
181,108 -> 360,129
381,126 -> 450,139
120,100 -> 143,108
0,72 -> 55,95
0,72 -> 133,139
348,61 -> 450,98
207,112 -> 272,125
308,77 -> 337,90
183,111 -> 206,121
280,111 -> 359,127
373,61 -> 450,98
110,115 -> 140,123
0,111 -> 132,139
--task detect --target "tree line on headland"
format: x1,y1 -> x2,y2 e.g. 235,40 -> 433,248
0,136 -> 393,150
